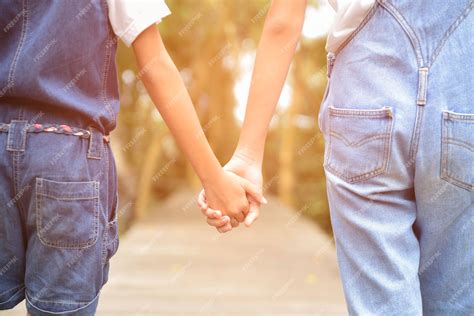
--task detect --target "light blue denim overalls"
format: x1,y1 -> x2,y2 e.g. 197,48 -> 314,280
319,0 -> 473,314
0,1 -> 120,315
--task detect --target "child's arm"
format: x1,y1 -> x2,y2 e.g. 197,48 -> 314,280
235,0 -> 307,164
132,25 -> 264,222
200,0 -> 307,230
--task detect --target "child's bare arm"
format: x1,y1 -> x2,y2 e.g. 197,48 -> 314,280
132,26 -> 263,223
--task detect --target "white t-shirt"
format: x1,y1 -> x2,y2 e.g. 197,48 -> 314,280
106,0 -> 171,47
106,0 -> 373,54
326,0 -> 376,53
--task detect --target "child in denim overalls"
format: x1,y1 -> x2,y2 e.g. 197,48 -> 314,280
0,1 -> 264,315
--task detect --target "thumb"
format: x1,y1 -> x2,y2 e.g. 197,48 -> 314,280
244,199 -> 260,227
237,177 -> 267,205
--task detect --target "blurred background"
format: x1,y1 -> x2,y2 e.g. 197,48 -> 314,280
114,0 -> 332,235
7,1 -> 348,315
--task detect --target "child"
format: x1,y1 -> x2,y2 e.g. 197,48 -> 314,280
200,0 -> 474,314
0,1 -> 263,315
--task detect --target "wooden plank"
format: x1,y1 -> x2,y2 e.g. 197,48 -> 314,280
4,191 -> 346,315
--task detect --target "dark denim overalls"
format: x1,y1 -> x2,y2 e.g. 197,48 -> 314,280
0,1 -> 120,314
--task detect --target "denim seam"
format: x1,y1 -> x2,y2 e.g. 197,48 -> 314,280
443,139 -> 474,152
102,144 -> 119,264
6,0 -> 28,96
333,2 -> 379,55
444,110 -> 474,122
0,285 -> 23,297
416,67 -> 429,105
26,289 -> 101,314
6,120 -> 28,152
36,179 -> 101,249
11,110 -> 29,233
362,2 -> 428,166
36,193 -> 98,201
0,285 -> 25,307
329,131 -> 391,148
328,106 -> 393,118
101,140 -> 109,264
102,220 -> 119,265
441,112 -> 474,191
104,138 -> 109,224
408,106 -> 425,163
99,0 -> 116,127
87,127 -> 103,159
325,107 -> 393,183
378,0 -> 424,67
429,1 -> 474,67
36,178 -> 99,199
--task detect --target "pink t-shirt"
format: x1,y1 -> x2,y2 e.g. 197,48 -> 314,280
326,0 -> 376,53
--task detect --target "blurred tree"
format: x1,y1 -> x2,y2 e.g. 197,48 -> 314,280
112,0 -> 333,235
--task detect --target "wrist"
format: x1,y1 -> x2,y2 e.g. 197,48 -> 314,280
233,145 -> 263,167
199,163 -> 225,187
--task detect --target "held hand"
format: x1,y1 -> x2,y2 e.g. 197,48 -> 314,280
201,168 -> 264,230
224,152 -> 265,227
199,152 -> 266,233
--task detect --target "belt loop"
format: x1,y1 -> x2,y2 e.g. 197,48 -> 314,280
417,67 -> 429,105
87,127 -> 103,160
6,120 -> 29,152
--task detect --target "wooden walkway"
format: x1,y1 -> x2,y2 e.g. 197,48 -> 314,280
5,190 -> 346,316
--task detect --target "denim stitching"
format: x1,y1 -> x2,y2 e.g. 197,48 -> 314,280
429,1 -> 474,67
35,194 -> 99,201
441,114 -> 449,182
87,127 -> 103,159
102,140 -> 109,225
325,107 -> 393,183
0,284 -> 23,297
333,2 -> 379,55
99,0 -> 116,127
329,132 -> 391,148
379,1 -> 428,164
101,35 -> 115,124
36,178 -> 99,199
101,139 -> 109,264
0,285 -> 24,307
102,144 -> 119,265
11,109 -> 29,232
416,67 -> 429,105
408,106 -> 425,162
443,139 -> 474,152
102,219 -> 119,265
444,110 -> 474,122
378,0 -> 424,67
6,0 -> 28,96
26,289 -> 101,314
6,120 -> 28,152
441,111 -> 474,191
36,179 -> 100,249
328,106 -> 393,118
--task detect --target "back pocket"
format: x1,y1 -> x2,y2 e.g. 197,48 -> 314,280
324,106 -> 393,183
36,178 -> 100,249
441,111 -> 474,191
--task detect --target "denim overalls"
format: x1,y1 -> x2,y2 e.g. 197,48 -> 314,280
319,0 -> 473,314
0,1 -> 120,315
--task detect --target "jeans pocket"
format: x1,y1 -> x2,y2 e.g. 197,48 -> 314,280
35,178 -> 100,249
324,106 -> 393,183
441,111 -> 474,191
